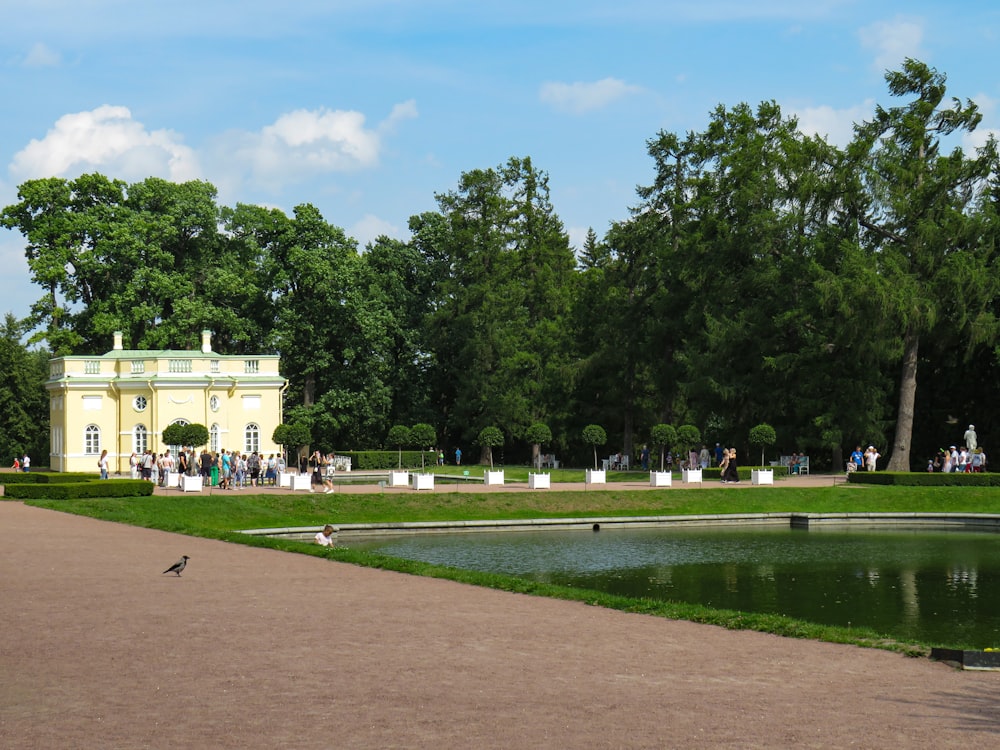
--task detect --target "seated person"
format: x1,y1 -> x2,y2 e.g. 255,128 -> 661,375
788,453 -> 800,475
315,525 -> 337,547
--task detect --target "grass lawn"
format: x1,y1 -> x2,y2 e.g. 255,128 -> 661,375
18,481 -> 1000,654
21,482 -> 1000,531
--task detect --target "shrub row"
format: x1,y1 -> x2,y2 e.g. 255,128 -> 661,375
4,479 -> 155,500
847,471 -> 998,486
338,451 -> 441,470
1,472 -> 95,485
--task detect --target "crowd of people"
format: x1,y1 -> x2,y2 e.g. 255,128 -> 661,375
127,447 -> 285,488
928,445 -> 987,473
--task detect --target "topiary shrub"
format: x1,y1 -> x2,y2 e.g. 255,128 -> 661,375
5,479 -> 155,500
848,472 -> 1000,486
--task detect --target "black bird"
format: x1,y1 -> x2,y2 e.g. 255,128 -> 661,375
163,555 -> 190,576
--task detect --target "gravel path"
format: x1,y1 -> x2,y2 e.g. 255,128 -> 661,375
2,499 -> 999,749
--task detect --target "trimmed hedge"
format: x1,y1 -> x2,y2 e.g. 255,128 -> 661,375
338,451 -> 440,470
0,471 -> 96,485
4,479 -> 155,500
847,471 -> 999,486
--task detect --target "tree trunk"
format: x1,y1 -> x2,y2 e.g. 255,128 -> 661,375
622,408 -> 634,465
532,443 -> 540,470
886,329 -> 919,471
303,371 -> 315,406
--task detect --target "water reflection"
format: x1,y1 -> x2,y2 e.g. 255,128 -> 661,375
343,526 -> 1000,648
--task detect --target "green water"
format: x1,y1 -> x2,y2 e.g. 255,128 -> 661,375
343,526 -> 1000,648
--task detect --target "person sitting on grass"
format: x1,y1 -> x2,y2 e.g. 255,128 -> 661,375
314,525 -> 337,547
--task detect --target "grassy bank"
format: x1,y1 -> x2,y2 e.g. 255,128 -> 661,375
22,482 -> 1000,530
20,483 -> 1000,655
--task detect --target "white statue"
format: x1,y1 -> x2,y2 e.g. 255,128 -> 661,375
964,424 -> 978,451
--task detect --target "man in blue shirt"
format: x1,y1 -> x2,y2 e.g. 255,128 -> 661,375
850,446 -> 864,472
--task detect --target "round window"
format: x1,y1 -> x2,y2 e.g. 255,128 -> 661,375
133,395 -> 147,412
209,395 -> 220,412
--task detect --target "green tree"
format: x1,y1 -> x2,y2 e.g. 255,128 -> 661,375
650,424 -> 677,471
0,314 -> 49,461
386,425 -> 412,468
183,424 -> 210,449
161,423 -> 188,449
232,202 -> 395,447
161,422 -> 209,451
748,423 -> 777,467
477,426 -> 504,468
581,424 -> 607,470
273,422 -> 312,465
410,423 -> 436,469
2,176 -> 270,354
413,156 -> 578,452
636,99 -> 895,465
525,422 -> 552,469
364,235 -> 439,427
846,59 -> 1000,470
675,425 -> 701,465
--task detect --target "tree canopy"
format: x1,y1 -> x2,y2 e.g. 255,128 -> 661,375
3,60 -> 999,470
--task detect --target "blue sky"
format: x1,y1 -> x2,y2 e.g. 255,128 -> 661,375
2,1 -> 999,326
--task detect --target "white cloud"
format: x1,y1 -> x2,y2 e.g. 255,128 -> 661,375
8,105 -> 201,183
216,103 -> 417,191
791,99 -> 874,147
351,213 -> 405,248
379,99 -> 419,134
22,42 -> 61,67
539,77 -> 642,114
858,17 -> 924,74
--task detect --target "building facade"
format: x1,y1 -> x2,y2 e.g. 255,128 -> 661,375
47,331 -> 287,474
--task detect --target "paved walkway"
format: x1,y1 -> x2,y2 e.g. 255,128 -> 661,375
1,498 -> 998,749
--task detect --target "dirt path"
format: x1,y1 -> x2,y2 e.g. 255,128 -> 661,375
2,500 -> 998,749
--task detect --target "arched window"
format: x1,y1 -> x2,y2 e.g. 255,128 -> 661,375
134,425 -> 148,454
245,423 -> 260,454
84,424 -> 101,455
210,423 -> 220,453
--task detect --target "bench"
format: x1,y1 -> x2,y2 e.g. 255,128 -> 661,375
540,454 -> 560,469
778,455 -> 810,475
603,454 -> 630,471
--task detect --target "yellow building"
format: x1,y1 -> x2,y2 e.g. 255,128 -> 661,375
47,330 -> 288,474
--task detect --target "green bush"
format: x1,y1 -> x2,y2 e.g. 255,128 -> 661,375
4,479 -> 155,500
848,471 -> 999,486
337,451 -> 429,470
1,471 -> 96,485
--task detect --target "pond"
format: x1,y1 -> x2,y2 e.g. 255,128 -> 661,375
342,525 -> 1000,648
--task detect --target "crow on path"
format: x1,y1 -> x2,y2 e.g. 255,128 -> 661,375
163,555 -> 190,576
